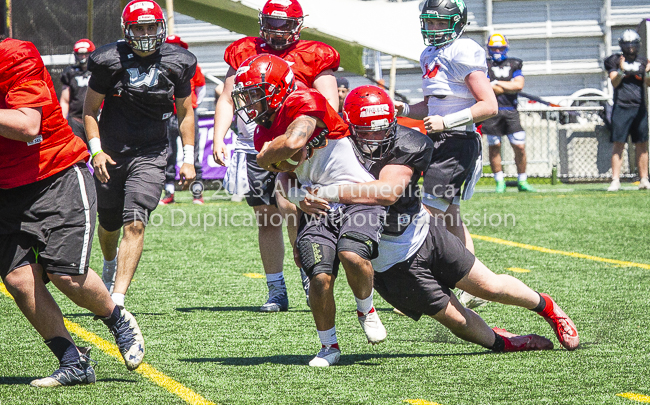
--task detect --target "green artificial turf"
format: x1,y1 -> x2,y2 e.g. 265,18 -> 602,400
1,187 -> 649,404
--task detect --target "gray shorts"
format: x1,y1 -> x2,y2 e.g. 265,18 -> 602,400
0,164 -> 96,281
296,204 -> 386,279
245,153 -> 277,207
373,220 -> 476,320
95,149 -> 166,231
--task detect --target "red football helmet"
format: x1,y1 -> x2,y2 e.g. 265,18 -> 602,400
259,0 -> 304,50
121,0 -> 166,52
232,54 -> 296,126
343,85 -> 397,160
73,39 -> 95,64
165,35 -> 188,49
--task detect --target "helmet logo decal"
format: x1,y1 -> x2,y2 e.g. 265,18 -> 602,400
130,1 -> 155,12
285,69 -> 294,83
451,0 -> 465,13
76,41 -> 92,49
270,11 -> 288,17
269,0 -> 293,5
370,118 -> 390,129
236,66 -> 251,76
360,104 -> 390,118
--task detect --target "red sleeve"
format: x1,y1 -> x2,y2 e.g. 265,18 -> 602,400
5,79 -> 51,108
290,90 -> 328,123
224,37 -> 260,70
312,42 -> 340,73
192,65 -> 206,87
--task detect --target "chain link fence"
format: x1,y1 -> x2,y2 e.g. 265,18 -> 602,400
482,106 -> 639,181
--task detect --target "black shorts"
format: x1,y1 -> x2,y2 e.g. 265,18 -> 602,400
422,131 -> 481,204
480,109 -> 523,136
373,221 -> 476,320
296,204 -> 385,279
245,153 -> 277,207
610,105 -> 649,144
0,163 -> 96,281
95,149 -> 166,231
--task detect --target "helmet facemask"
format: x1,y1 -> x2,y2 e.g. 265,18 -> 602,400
259,14 -> 303,50
620,41 -> 640,60
488,46 -> 508,62
420,14 -> 464,48
349,119 -> 397,161
75,52 -> 90,65
232,84 -> 273,126
124,21 -> 166,52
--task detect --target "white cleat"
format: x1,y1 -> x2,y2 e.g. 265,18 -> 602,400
102,252 -> 117,294
357,307 -> 387,344
309,345 -> 341,367
639,178 -> 650,190
457,290 -> 489,309
607,179 -> 620,192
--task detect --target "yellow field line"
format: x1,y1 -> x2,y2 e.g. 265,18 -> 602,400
0,283 -> 216,405
243,273 -> 265,279
403,400 -> 444,405
471,234 -> 650,270
506,267 -> 531,273
617,393 -> 650,403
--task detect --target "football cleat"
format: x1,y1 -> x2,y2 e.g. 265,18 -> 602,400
517,180 -> 537,192
299,268 -> 310,308
495,180 -> 507,193
607,179 -> 620,192
537,293 -> 579,351
30,347 -> 96,388
457,290 -> 489,309
493,328 -> 554,352
357,307 -> 387,344
102,254 -> 117,294
260,292 -> 289,312
159,191 -> 175,205
309,345 -> 341,367
192,196 -> 204,205
105,308 -> 145,370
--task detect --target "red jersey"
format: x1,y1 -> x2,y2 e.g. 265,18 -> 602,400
0,39 -> 89,189
254,88 -> 349,152
190,65 -> 206,109
225,37 -> 340,88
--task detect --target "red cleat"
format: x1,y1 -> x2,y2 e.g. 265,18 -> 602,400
493,327 -> 554,352
537,293 -> 579,351
159,192 -> 174,205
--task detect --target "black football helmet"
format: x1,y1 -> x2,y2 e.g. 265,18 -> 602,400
618,29 -> 641,60
420,0 -> 468,48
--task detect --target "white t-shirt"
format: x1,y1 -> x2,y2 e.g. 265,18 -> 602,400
420,38 -> 488,122
372,207 -> 430,273
234,117 -> 258,154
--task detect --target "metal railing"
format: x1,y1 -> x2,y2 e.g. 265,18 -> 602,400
482,106 -> 639,180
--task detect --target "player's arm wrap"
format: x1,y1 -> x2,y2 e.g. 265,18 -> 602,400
442,108 -> 473,130
286,187 -> 308,207
315,185 -> 340,203
399,103 -> 410,118
88,137 -> 103,158
183,145 -> 194,165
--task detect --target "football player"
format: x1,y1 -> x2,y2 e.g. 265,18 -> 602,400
213,0 -> 340,312
60,39 -> 95,141
604,29 -> 650,191
0,37 -> 145,387
235,54 -> 387,367
481,33 -> 536,193
83,0 -> 197,308
308,86 -> 579,353
395,0 -> 497,254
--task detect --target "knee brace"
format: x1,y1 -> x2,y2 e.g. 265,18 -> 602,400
338,232 -> 377,261
97,207 -> 123,232
297,239 -> 337,279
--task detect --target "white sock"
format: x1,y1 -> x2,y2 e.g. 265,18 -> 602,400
317,327 -> 338,346
494,171 -> 504,182
355,291 -> 374,315
518,173 -> 527,182
111,293 -> 125,308
165,183 -> 175,195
